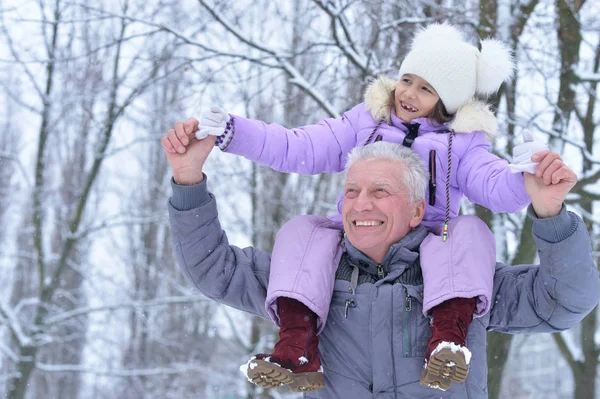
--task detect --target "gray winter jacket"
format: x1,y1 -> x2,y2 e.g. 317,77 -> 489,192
167,176 -> 600,398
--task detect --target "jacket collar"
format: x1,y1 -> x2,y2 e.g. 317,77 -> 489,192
344,224 -> 428,277
363,75 -> 499,142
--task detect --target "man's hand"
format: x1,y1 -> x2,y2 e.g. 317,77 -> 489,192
524,150 -> 577,218
161,118 -> 215,185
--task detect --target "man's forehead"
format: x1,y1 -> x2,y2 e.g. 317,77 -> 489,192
345,159 -> 406,187
345,178 -> 394,186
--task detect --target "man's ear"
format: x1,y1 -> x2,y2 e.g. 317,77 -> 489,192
409,200 -> 426,227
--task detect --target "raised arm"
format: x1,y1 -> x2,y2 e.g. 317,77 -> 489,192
489,151 -> 600,332
456,133 -> 531,213
489,206 -> 598,332
167,177 -> 272,318
221,109 -> 359,174
162,130 -> 271,318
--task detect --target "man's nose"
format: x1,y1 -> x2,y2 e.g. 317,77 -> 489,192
353,192 -> 374,212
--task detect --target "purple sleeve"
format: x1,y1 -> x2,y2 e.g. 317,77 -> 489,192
456,133 -> 530,213
223,105 -> 362,174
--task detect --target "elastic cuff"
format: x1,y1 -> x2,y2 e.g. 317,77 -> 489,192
215,116 -> 235,151
528,204 -> 578,243
169,174 -> 211,211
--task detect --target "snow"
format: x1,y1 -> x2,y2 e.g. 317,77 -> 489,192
1,0 -> 598,397
431,341 -> 472,365
577,70 -> 600,82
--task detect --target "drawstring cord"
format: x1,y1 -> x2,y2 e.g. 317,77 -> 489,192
442,130 -> 455,242
365,120 -> 384,144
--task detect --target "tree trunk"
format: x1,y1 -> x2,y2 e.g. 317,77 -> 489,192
572,309 -> 597,398
550,0 -> 584,146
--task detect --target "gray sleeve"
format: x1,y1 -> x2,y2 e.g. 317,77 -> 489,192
169,174 -> 211,211
167,177 -> 272,319
489,205 -> 600,333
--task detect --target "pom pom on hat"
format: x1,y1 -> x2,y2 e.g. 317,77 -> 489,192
410,22 -> 465,48
476,38 -> 515,96
398,23 -> 514,113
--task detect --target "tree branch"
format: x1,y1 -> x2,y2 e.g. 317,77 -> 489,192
311,0 -> 369,74
44,296 -> 209,326
0,301 -> 32,347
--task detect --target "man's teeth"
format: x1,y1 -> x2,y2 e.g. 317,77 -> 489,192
355,221 -> 382,226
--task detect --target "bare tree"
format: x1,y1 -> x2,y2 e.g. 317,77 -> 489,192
1,1 -> 185,397
2,0 -> 598,397
551,2 -> 600,398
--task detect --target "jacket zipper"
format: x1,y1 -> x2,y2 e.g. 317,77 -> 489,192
403,287 -> 412,356
377,264 -> 385,280
402,123 -> 420,148
428,150 -> 436,206
344,299 -> 356,318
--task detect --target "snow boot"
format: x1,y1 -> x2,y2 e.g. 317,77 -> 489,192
420,297 -> 476,391
244,297 -> 324,392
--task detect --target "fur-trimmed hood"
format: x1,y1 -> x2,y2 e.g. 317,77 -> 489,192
364,76 -> 499,141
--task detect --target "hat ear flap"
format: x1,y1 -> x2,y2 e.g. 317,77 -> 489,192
476,38 -> 515,96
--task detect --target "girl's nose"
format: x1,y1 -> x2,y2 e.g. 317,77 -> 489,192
406,86 -> 417,99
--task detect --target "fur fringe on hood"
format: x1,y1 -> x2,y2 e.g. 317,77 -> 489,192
364,76 -> 499,142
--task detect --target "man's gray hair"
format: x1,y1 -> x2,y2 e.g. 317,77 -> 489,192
345,142 -> 429,203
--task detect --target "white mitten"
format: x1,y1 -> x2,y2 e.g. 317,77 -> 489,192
196,105 -> 230,140
508,131 -> 547,174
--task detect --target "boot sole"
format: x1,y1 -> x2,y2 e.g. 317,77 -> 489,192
420,346 -> 469,390
288,371 -> 325,392
420,366 -> 452,391
246,359 -> 325,392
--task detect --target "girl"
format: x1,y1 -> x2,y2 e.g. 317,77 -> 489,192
185,23 -> 544,391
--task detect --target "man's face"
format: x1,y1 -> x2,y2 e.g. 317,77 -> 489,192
342,159 -> 425,263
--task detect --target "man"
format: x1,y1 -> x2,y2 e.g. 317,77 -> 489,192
162,122 -> 600,398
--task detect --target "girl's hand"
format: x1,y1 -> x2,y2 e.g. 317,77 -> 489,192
509,131 -> 548,174
197,105 -> 230,140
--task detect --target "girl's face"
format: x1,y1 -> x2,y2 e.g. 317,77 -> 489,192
394,74 -> 440,123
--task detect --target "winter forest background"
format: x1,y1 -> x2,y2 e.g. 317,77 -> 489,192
0,0 -> 599,398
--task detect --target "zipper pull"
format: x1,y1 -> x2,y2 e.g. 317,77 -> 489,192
344,299 -> 356,318
377,264 -> 385,279
405,288 -> 412,312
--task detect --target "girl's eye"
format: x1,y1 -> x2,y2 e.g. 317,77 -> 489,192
402,78 -> 411,84
423,86 -> 432,93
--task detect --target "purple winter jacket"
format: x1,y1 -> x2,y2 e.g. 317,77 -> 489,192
223,76 -> 530,227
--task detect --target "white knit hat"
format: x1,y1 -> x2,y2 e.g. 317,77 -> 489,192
398,23 -> 514,114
